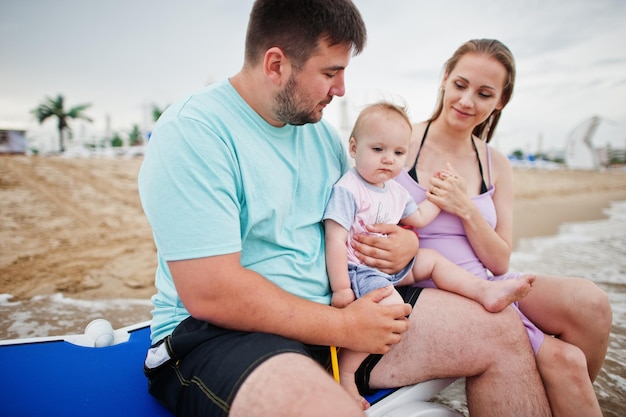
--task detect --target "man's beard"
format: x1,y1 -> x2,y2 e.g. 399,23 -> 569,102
274,75 -> 323,126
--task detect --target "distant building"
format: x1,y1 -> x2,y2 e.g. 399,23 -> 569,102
0,124 -> 28,154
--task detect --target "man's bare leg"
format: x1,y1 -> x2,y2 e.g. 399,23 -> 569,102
231,353 -> 364,417
368,289 -> 551,417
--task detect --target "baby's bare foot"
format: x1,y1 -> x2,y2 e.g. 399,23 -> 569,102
482,274 -> 535,313
340,372 -> 370,410
356,395 -> 370,410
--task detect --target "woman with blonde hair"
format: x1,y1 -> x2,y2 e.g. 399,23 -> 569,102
388,39 -> 610,417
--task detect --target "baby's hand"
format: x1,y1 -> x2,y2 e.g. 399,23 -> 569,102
436,163 -> 459,180
332,288 -> 356,308
358,219 -> 387,238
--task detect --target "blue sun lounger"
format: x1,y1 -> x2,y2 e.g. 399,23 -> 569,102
0,320 -> 461,416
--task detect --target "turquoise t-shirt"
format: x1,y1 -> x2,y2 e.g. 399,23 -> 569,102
138,80 -> 349,342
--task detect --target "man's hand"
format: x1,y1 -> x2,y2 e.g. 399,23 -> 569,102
351,224 -> 418,275
339,286 -> 411,354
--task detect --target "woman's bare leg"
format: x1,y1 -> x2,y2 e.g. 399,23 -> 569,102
518,274 -> 612,380
369,289 -> 551,417
536,336 -> 602,417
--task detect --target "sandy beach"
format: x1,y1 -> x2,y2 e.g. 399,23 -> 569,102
1,154 -> 626,302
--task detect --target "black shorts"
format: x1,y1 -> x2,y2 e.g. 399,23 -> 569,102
144,286 -> 422,416
144,316 -> 331,417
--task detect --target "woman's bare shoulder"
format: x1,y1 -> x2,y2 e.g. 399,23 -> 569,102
411,120 -> 429,138
488,145 -> 511,168
487,143 -> 513,183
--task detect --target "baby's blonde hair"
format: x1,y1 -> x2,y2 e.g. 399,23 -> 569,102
350,102 -> 412,141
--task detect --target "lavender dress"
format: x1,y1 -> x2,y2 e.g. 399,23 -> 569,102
394,147 -> 544,354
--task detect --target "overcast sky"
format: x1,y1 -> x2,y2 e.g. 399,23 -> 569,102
1,0 -> 626,154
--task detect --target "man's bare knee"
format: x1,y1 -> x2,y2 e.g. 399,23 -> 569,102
490,306 -> 529,348
231,353 -> 363,417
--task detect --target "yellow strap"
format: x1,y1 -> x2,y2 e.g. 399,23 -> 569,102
330,346 -> 340,383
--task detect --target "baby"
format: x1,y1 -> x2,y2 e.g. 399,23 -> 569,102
323,102 -> 534,409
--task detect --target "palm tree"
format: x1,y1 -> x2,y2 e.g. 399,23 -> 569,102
151,104 -> 166,122
31,94 -> 93,152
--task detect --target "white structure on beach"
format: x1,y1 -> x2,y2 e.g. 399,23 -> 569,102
565,116 -> 601,170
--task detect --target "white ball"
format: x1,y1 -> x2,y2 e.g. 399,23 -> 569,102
85,319 -> 115,347
93,332 -> 115,347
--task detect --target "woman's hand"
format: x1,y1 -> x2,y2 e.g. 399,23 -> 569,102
351,224 -> 419,275
427,163 -> 473,220
427,161 -> 514,275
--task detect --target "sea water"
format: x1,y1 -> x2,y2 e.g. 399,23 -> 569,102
0,293 -> 152,340
1,202 -> 625,415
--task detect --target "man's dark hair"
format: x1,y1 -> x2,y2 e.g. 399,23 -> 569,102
245,0 -> 367,69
